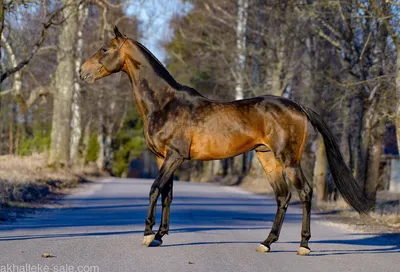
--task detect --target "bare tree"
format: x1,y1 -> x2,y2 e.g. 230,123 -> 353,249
70,3 -> 89,164
48,0 -> 80,166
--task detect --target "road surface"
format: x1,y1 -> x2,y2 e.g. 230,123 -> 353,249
0,178 -> 399,272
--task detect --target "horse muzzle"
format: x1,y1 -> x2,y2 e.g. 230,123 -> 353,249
79,63 -> 96,84
80,72 -> 95,83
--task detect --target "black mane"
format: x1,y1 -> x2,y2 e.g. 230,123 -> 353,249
132,40 -> 182,90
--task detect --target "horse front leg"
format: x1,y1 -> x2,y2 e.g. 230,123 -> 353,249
142,184 -> 159,246
151,177 -> 173,246
142,154 -> 183,247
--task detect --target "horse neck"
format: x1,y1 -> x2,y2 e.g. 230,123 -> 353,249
124,51 -> 176,122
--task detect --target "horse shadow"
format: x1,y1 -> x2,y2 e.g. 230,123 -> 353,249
0,191 -> 399,257
305,232 -> 400,256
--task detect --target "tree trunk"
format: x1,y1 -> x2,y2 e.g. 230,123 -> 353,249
96,133 -> 105,170
235,0 -> 248,100
313,136 -> 328,202
396,48 -> 400,155
357,104 -> 375,189
15,119 -> 21,155
2,32 -> 22,153
340,99 -> 351,166
82,118 -> 91,166
96,88 -> 105,171
1,33 -> 21,98
349,93 -> 365,183
48,1 -> 79,166
364,125 -> 384,211
70,4 -> 88,165
104,129 -> 113,173
0,0 -> 5,76
0,119 -> 3,154
8,103 -> 13,155
193,160 -> 223,182
268,49 -> 286,97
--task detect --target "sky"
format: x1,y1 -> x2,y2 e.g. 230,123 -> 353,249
126,0 -> 192,63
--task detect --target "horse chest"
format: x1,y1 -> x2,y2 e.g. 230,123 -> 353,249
144,113 -> 191,158
143,118 -> 171,157
143,126 -> 163,157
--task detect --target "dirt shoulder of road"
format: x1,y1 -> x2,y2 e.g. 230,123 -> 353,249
294,190 -> 400,234
0,153 -> 107,222
238,180 -> 400,234
307,197 -> 400,234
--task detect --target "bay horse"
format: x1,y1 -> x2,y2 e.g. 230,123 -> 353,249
80,26 -> 370,255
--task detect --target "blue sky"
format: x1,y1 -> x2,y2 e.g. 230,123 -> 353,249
127,0 -> 192,63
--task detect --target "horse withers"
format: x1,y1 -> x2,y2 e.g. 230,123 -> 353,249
80,26 -> 370,255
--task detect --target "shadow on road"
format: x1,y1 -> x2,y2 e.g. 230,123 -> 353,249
0,195 -> 296,238
0,184 -> 399,257
284,232 -> 400,256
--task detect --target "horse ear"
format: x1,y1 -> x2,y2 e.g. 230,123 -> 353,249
114,25 -> 123,38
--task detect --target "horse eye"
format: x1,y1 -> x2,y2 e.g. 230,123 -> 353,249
102,47 -> 108,52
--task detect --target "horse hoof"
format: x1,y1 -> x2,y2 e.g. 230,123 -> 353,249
148,239 -> 163,247
297,247 -> 311,256
255,244 -> 270,253
142,234 -> 155,246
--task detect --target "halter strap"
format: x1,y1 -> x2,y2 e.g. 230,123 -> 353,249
97,36 -> 128,73
117,36 -> 128,51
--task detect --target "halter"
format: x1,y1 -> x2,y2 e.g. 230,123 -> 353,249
117,36 -> 128,51
97,36 -> 128,73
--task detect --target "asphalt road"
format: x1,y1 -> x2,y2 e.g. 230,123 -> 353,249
0,178 -> 399,272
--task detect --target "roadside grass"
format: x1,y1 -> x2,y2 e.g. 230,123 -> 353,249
291,190 -> 400,232
0,153 -> 104,221
237,171 -> 400,231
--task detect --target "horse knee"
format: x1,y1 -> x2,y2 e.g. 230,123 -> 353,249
277,191 -> 291,209
162,195 -> 173,206
149,186 -> 160,200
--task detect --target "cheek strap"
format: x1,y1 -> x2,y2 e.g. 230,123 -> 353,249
117,37 -> 128,50
98,37 -> 128,72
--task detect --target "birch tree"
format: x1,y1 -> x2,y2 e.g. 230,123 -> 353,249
70,3 -> 89,164
48,1 -> 80,166
235,0 -> 248,100
369,0 -> 400,155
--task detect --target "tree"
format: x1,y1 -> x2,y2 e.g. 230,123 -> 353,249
70,3 -> 89,164
48,0 -> 80,166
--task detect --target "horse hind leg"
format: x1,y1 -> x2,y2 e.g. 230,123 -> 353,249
286,165 -> 313,256
255,151 -> 291,253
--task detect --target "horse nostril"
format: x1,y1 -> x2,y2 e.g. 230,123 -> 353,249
79,69 -> 82,74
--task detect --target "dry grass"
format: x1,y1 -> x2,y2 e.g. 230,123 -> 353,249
0,153 -> 103,206
240,175 -> 400,231
0,153 -> 77,185
292,190 -> 400,232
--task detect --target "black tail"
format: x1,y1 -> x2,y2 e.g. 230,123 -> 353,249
303,107 -> 371,214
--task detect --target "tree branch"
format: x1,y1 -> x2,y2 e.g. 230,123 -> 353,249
0,0 -> 84,83
370,0 -> 398,51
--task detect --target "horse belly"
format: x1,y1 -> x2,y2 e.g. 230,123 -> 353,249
189,129 -> 259,160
